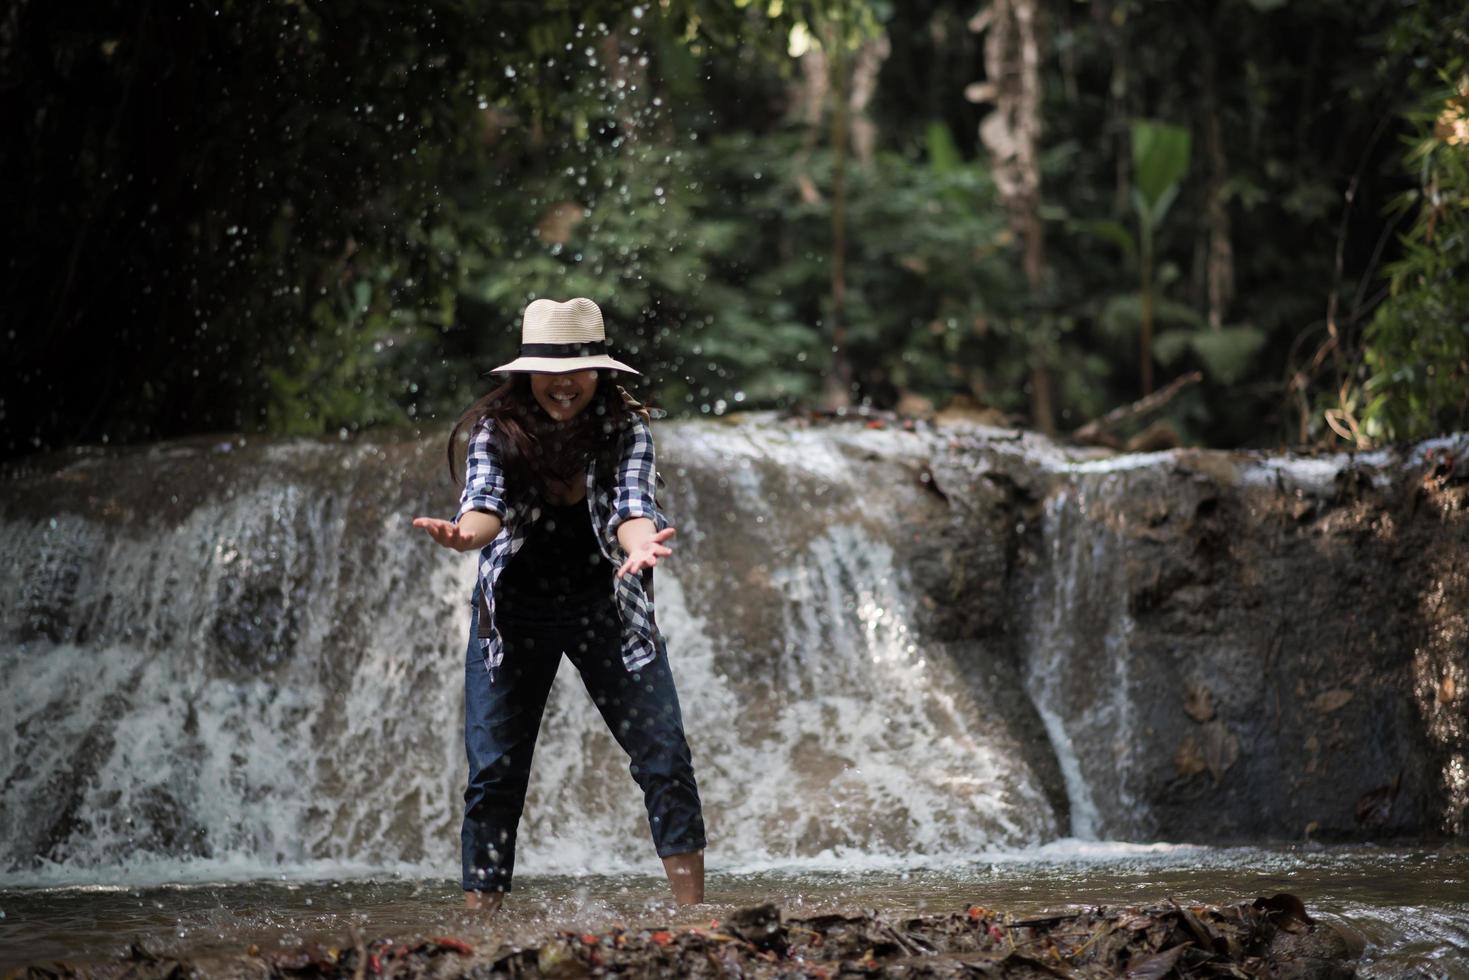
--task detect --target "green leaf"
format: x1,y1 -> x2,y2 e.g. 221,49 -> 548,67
926,120 -> 963,175
1075,219 -> 1137,265
1100,294 -> 1206,339
1148,182 -> 1181,229
1153,329 -> 1194,366
1131,120 -> 1191,211
1191,325 -> 1266,383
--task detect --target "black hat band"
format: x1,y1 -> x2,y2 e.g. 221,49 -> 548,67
518,341 -> 609,358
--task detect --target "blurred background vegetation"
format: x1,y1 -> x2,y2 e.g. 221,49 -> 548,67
3,0 -> 1466,458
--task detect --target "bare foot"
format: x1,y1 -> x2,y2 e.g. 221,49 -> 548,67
661,850 -> 705,906
464,890 -> 504,912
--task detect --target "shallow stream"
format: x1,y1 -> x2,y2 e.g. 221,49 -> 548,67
3,843 -> 1465,975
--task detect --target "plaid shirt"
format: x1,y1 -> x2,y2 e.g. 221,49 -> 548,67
454,412 -> 670,679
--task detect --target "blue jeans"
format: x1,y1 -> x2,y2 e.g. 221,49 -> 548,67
461,584 -> 706,892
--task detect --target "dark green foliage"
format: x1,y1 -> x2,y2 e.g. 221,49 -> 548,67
1035,0 -> 1422,444
3,0 -> 513,449
1357,70 -> 1469,442
2,0 -> 1465,456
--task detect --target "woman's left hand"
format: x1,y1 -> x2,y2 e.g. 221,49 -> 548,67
616,527 -> 676,579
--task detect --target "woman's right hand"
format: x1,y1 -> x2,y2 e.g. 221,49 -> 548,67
413,517 -> 482,552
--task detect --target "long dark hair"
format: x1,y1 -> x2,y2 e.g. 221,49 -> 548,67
447,373 -> 651,496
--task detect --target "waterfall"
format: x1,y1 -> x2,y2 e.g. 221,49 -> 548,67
0,422 -> 1060,884
6,421 -> 1463,885
1020,477 -> 1150,840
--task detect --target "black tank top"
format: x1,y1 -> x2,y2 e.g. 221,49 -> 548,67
496,497 -> 611,602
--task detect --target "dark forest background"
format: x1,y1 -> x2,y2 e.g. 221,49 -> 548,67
3,0 -> 1466,459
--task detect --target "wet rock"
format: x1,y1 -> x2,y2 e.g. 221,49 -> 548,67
1267,926 -> 1355,980
720,901 -> 787,952
935,430 -> 1469,841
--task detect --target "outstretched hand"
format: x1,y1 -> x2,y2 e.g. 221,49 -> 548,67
413,517 -> 480,552
616,527 -> 675,579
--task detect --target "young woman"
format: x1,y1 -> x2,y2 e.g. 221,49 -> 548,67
413,297 -> 706,912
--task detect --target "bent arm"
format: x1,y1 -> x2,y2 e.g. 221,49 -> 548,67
412,511 -> 500,551
610,415 -> 676,578
608,415 -> 670,542
414,420 -> 508,552
455,510 -> 503,549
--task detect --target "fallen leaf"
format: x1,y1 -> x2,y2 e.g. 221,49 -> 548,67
1200,719 -> 1240,784
1171,900 -> 1222,951
1312,689 -> 1353,713
1125,944 -> 1187,979
1117,913 -> 1155,932
1355,775 -> 1401,827
1174,735 -> 1208,777
1184,684 -> 1215,722
1252,893 -> 1314,933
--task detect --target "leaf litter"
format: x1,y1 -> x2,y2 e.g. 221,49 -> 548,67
11,894 -> 1356,979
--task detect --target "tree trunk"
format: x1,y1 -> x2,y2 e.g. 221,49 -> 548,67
1102,2 -> 1131,216
1199,21 -> 1234,330
1140,251 -> 1155,396
846,31 -> 890,167
972,0 -> 1051,432
823,24 -> 855,411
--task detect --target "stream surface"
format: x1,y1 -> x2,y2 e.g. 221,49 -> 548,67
2,842 -> 1466,976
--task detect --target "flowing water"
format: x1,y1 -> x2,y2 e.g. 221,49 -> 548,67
2,420 -> 1465,972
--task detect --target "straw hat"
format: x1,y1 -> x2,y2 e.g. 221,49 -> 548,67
487,297 -> 641,376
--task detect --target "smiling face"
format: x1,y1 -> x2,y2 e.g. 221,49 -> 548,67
530,370 -> 599,420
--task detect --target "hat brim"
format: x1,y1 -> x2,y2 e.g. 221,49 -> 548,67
485,354 -> 641,376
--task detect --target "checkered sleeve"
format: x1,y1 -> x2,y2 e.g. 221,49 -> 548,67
609,414 -> 669,539
454,420 -> 507,523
